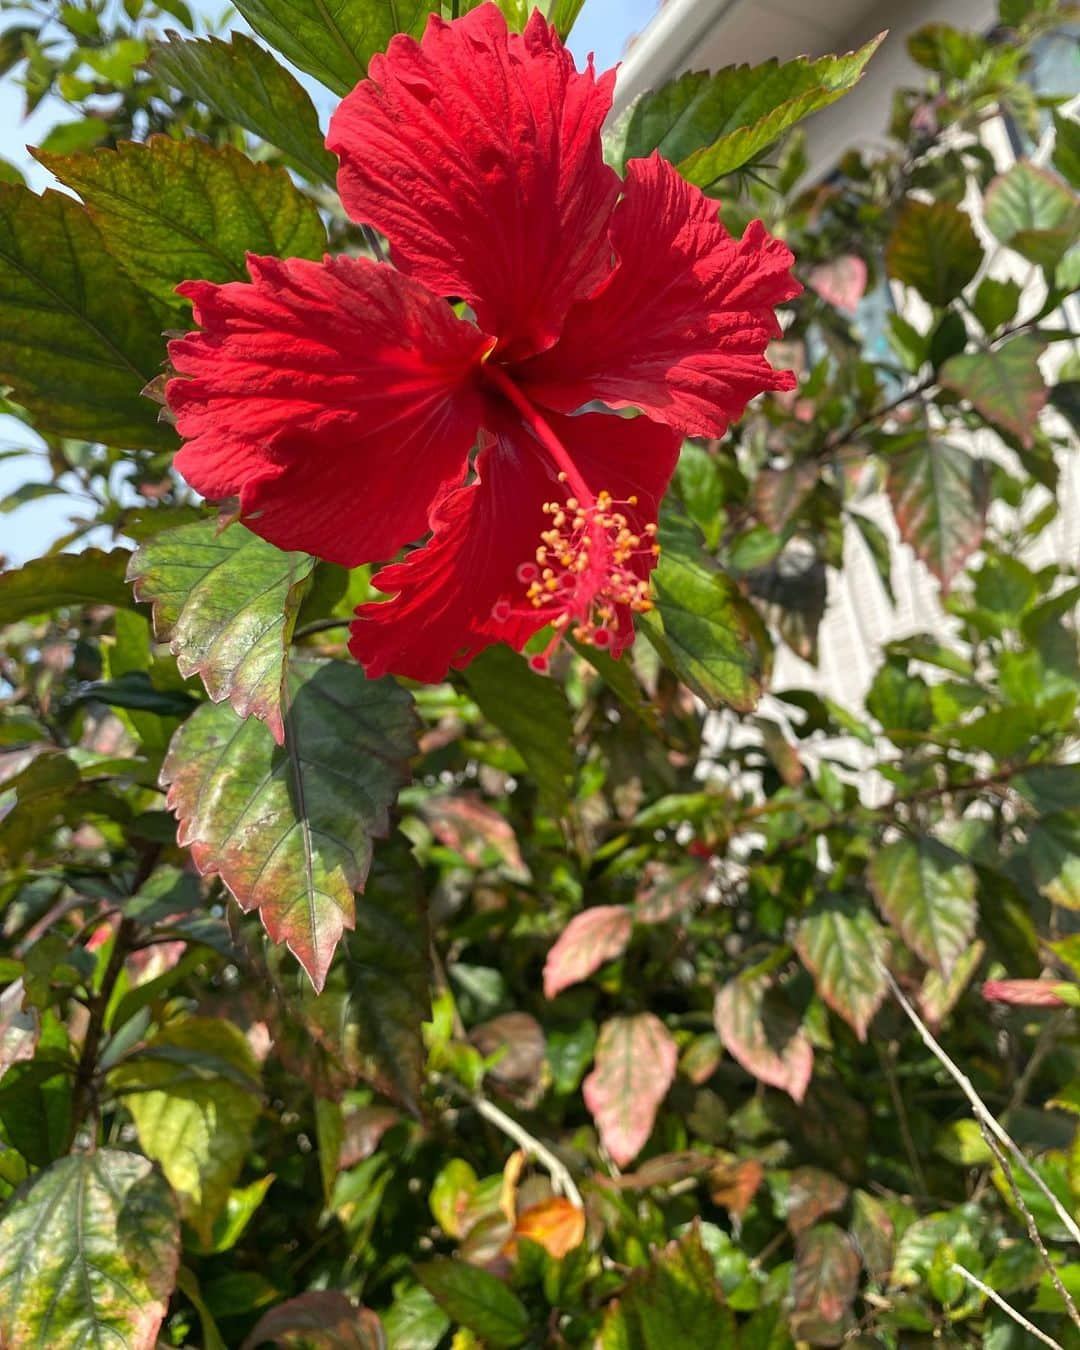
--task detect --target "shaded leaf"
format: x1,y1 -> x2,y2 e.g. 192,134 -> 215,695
462,644 -> 573,811
714,976 -> 812,1102
241,1291 -> 385,1348
789,1224 -> 860,1346
784,1167 -> 849,1236
0,1150 -> 179,1349
868,836 -> 977,973
885,438 -> 989,589
1052,111 -> 1080,190
39,137 -> 326,307
625,39 -> 881,185
1021,813 -> 1080,910
0,752 -> 80,866
110,1015 -> 261,1244
885,199 -> 982,305
415,1259 -> 528,1348
232,0 -> 438,96
162,658 -> 417,990
543,905 -> 633,999
129,518 -> 315,743
583,1013 -> 677,1166
0,186 -> 172,448
795,898 -> 889,1040
597,1225 -> 734,1345
940,335 -> 1047,448
984,160 -> 1080,270
151,32 -> 338,185
642,517 -> 768,711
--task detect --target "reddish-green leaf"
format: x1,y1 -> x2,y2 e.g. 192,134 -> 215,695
714,976 -> 813,1102
543,905 -> 633,999
583,1013 -> 677,1167
0,1151 -> 180,1349
597,1225 -> 735,1345
241,1291 -> 385,1348
868,836 -> 977,973
984,160 -> 1080,270
129,519 -> 315,744
795,898 -> 890,1040
162,658 -> 417,990
784,1167 -> 850,1236
789,1224 -> 860,1345
886,438 -> 989,589
885,199 -> 982,306
940,336 -> 1048,448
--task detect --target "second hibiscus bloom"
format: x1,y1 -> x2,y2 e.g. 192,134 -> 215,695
165,4 -> 800,683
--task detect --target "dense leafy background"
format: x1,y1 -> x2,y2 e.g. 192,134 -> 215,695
0,0 -> 1079,1345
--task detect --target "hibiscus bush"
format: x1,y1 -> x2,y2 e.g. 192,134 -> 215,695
1,0 -> 1080,1344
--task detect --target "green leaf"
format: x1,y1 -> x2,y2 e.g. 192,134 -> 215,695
626,37 -> 882,185
597,1225 -> 735,1346
110,1016 -> 261,1243
462,644 -> 573,812
1052,111 -> 1080,190
849,510 -> 896,606
885,199 -> 982,306
231,0 -> 438,96
940,336 -> 1048,448
0,1150 -> 180,1349
415,1258 -> 529,1348
794,898 -> 890,1041
868,836 -> 977,973
0,753 -> 80,867
1020,813 -> 1080,910
0,1059 -> 72,1166
38,117 -> 110,154
971,276 -> 1021,334
642,517 -> 768,712
885,438 -> 989,589
0,186 -> 173,449
150,32 -> 338,185
129,519 -> 315,744
545,0 -> 586,39
984,160 -> 1080,270
38,138 -> 327,308
162,658 -> 416,989
0,548 -> 132,623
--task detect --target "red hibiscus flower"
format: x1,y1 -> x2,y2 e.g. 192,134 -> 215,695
165,4 -> 800,683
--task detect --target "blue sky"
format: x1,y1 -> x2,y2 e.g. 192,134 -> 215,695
0,0 -> 659,564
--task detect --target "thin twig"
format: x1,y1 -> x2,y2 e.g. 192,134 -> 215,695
471,1094 -> 584,1211
876,1039 -> 927,1195
951,1263 -> 1062,1349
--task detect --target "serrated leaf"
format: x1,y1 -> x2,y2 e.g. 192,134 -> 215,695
1021,812 -> 1080,910
713,976 -> 812,1102
241,1291 -> 385,1348
151,32 -> 338,185
415,1258 -> 528,1348
984,160 -> 1080,270
885,438 -> 989,589
642,517 -> 768,711
129,519 -> 315,744
0,186 -> 172,448
162,658 -> 417,989
794,898 -> 889,1040
583,1013 -> 677,1167
232,0 -> 438,97
462,644 -> 573,811
38,137 -> 326,307
885,199 -> 982,306
789,1224 -> 860,1346
627,38 -> 881,185
110,1016 -> 261,1243
543,905 -> 632,999
0,1150 -> 179,1349
868,836 -> 977,973
597,1225 -> 734,1346
940,336 -> 1047,448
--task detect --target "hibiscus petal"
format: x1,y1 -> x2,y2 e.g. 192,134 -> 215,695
516,153 -> 803,437
327,6 -> 619,362
167,253 -> 489,567
349,411 -> 680,682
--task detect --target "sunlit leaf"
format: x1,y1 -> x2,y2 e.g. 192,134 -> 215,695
868,836 -> 977,973
162,658 -> 417,989
231,0 -> 438,96
984,160 -> 1080,270
415,1258 -> 529,1348
129,519 -> 315,744
794,898 -> 889,1040
597,1225 -> 735,1345
885,438 -> 989,589
940,336 -> 1048,448
39,138 -> 326,307
885,199 -> 982,306
0,1151 -> 179,1349
512,1197 -> 585,1259
1021,812 -> 1080,910
583,1013 -> 677,1166
0,187 -> 173,448
625,38 -> 882,185
543,905 -> 632,998
150,32 -> 338,185
714,976 -> 812,1103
